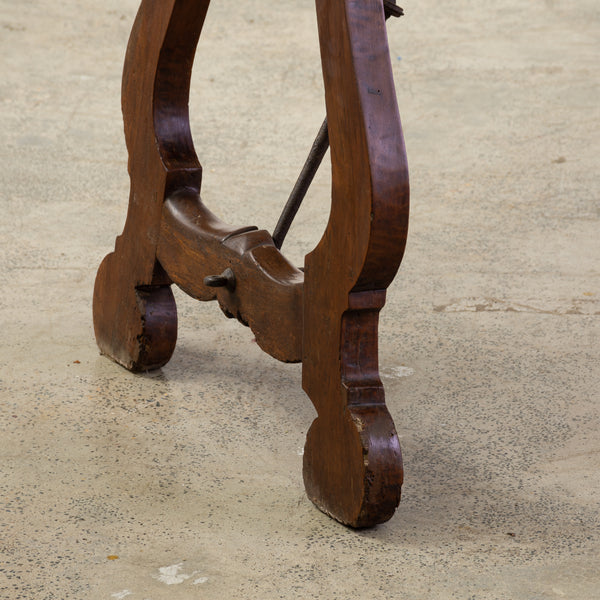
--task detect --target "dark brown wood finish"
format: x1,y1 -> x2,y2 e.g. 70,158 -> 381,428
302,0 -> 409,527
93,0 -> 409,527
157,190 -> 304,362
93,0 -> 211,371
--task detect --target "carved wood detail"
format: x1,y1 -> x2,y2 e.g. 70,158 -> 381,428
93,0 -> 409,527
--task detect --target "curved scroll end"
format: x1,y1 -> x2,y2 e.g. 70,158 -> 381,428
303,405 -> 403,528
93,252 -> 177,372
302,290 -> 403,527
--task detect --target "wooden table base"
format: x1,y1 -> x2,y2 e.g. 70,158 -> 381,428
93,0 -> 409,528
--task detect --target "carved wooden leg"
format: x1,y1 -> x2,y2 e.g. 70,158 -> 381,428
301,0 -> 409,527
93,0 -> 211,371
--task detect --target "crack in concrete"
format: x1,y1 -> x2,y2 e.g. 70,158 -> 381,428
433,296 -> 600,315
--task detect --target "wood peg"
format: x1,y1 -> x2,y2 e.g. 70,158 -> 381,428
204,268 -> 236,292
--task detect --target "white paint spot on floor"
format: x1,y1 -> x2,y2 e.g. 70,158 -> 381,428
392,366 -> 414,377
154,563 -> 192,585
111,591 -> 132,600
193,577 -> 209,585
382,366 -> 415,379
297,447 -> 304,456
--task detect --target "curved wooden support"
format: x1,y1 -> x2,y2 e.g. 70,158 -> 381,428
157,189 -> 303,362
302,0 -> 409,527
93,0 -> 209,370
93,0 -> 409,527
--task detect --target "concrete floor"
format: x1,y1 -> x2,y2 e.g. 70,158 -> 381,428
1,0 -> 599,598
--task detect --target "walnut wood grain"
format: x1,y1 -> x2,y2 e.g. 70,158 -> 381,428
157,189 -> 303,362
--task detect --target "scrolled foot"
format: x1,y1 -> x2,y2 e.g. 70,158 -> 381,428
93,251 -> 177,372
303,404 -> 403,528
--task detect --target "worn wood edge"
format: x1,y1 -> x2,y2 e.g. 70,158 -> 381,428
303,403 -> 403,528
93,252 -> 178,372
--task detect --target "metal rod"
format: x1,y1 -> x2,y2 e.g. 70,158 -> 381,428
272,117 -> 329,250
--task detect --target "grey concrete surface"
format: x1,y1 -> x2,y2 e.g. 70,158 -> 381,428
1,0 -> 598,598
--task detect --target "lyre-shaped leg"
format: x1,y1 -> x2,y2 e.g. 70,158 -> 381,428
93,0 -> 409,528
302,0 -> 409,526
93,1 -> 210,370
